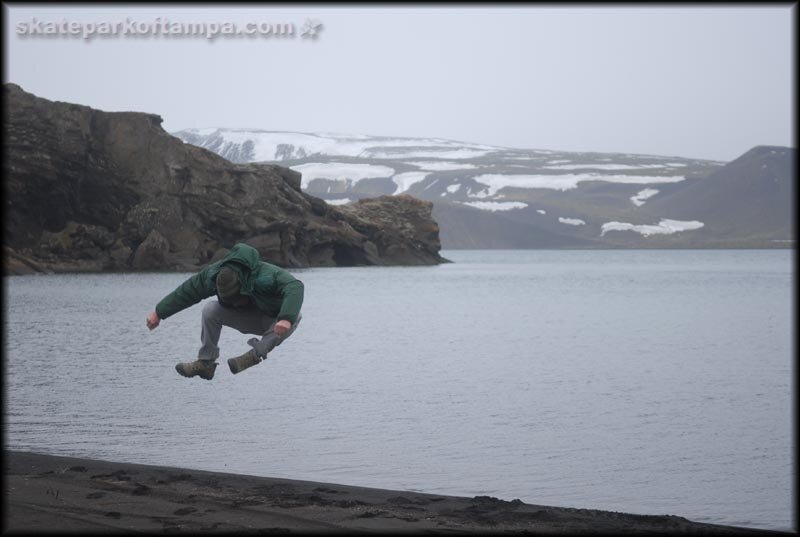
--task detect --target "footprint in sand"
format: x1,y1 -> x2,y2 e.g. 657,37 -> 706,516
173,507 -> 197,516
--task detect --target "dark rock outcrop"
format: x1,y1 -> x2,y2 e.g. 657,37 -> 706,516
3,84 -> 446,274
336,195 -> 445,265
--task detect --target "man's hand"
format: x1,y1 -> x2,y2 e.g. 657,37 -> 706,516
274,320 -> 292,337
146,311 -> 161,330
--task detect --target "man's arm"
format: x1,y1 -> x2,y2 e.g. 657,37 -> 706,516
272,277 -> 303,337
274,270 -> 304,325
150,269 -> 216,326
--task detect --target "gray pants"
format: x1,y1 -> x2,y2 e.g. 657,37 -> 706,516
198,300 -> 302,361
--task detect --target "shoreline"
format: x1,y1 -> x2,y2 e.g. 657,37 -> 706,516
4,246 -> 794,276
3,450 -> 785,534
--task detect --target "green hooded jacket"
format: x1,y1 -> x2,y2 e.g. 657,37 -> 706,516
155,243 -> 304,324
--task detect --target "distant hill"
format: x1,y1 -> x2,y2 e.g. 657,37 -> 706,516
432,203 -> 601,249
172,129 -> 795,249
642,146 -> 795,245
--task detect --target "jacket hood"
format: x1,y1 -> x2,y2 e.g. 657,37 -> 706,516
221,243 -> 262,272
208,244 -> 262,295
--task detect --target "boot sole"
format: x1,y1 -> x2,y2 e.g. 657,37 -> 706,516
175,363 -> 216,380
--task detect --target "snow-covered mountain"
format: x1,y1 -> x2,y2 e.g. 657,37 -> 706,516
173,129 -> 504,162
172,129 -> 794,248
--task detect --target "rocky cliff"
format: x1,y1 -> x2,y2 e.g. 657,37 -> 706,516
3,84 -> 446,274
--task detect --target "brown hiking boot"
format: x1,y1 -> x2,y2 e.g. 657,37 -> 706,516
175,360 -> 217,380
227,349 -> 263,375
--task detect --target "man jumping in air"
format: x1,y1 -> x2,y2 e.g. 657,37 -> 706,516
146,243 -> 304,380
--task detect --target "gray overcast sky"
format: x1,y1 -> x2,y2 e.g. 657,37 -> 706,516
3,4 -> 795,161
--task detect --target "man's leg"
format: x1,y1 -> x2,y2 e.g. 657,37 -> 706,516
198,301 -> 270,361
247,313 -> 302,358
228,313 -> 302,375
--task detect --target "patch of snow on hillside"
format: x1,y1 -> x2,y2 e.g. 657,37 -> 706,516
318,132 -> 371,139
186,128 -> 220,136
291,162 -> 395,188
473,174 -> 578,193
471,173 -> 686,195
325,198 -> 353,205
446,184 -> 462,194
366,148 -> 492,159
537,209 -> 546,215
543,163 -> 665,170
559,217 -> 586,226
408,161 -> 479,171
467,187 -> 491,198
625,153 -> 676,159
630,188 -> 660,207
601,219 -> 704,237
423,179 -> 439,191
462,201 -> 528,211
213,131 -> 364,161
392,172 -> 430,194
183,130 -> 502,162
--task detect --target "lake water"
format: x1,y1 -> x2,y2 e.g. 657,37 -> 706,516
4,249 -> 795,531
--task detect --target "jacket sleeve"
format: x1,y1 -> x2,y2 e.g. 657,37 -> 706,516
155,269 -> 216,320
275,272 -> 304,324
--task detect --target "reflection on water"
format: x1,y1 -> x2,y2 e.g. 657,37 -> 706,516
4,249 -> 794,531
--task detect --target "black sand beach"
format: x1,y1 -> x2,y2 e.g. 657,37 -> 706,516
3,450 -> 786,534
